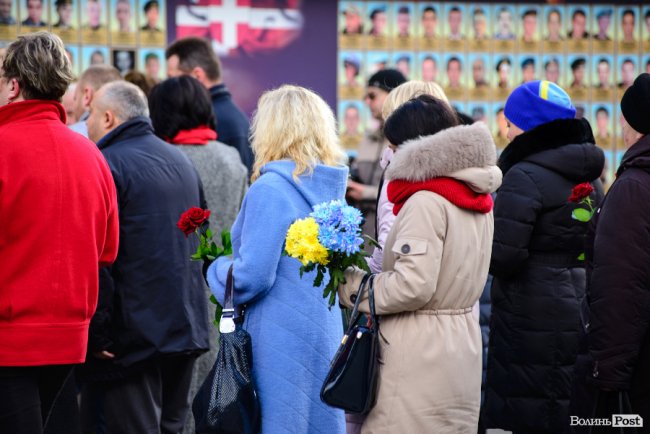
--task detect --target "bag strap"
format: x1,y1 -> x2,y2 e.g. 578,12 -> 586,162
347,273 -> 372,330
368,274 -> 377,327
220,265 -> 237,334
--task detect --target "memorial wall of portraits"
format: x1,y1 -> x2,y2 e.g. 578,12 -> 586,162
338,2 -> 650,181
0,0 -> 167,81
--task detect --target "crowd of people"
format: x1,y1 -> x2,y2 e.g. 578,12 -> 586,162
1,30 -> 650,434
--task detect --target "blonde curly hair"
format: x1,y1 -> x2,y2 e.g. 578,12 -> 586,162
381,80 -> 450,120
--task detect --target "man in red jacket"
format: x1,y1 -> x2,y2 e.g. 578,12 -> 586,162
0,32 -> 119,434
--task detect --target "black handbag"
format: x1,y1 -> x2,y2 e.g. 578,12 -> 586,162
320,274 -> 380,414
193,265 -> 261,434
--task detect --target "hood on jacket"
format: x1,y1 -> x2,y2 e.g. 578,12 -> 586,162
618,134 -> 650,176
498,118 -> 604,182
260,160 -> 349,208
385,123 -> 501,193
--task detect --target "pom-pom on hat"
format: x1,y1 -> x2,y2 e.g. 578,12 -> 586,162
621,73 -> 650,135
504,80 -> 576,132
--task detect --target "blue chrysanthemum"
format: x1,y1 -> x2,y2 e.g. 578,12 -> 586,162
310,200 -> 364,255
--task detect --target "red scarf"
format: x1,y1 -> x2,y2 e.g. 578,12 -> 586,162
169,126 -> 217,145
387,178 -> 493,215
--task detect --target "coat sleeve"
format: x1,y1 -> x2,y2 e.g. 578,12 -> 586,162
206,182 -> 293,306
587,177 -> 650,390
88,266 -> 115,352
490,167 -> 543,278
339,195 -> 445,315
98,181 -> 119,268
366,183 -> 395,273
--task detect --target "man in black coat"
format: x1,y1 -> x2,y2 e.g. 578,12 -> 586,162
571,73 -> 650,433
81,81 -> 210,433
165,37 -> 254,174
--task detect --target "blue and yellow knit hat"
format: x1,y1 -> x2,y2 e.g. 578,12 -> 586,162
504,80 -> 576,132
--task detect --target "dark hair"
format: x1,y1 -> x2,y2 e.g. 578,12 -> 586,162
622,9 -> 635,19
496,107 -> 504,115
384,95 -> 459,147
474,8 -> 485,17
456,110 -> 474,125
370,8 -> 385,20
522,9 -> 537,19
165,37 -> 221,81
623,58 -> 635,66
545,58 -> 559,69
398,6 -> 409,15
645,10 -> 650,20
571,58 -> 586,71
124,70 -> 155,97
548,8 -> 560,19
422,55 -> 436,64
423,6 -> 436,15
450,6 -> 461,14
572,9 -> 586,20
598,57 -> 610,65
144,52 -> 159,63
521,58 -> 535,69
496,57 -> 511,72
596,106 -> 609,116
143,0 -> 158,12
148,75 -> 217,141
447,56 -> 461,69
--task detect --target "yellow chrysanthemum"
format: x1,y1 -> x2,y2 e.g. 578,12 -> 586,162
285,217 -> 329,266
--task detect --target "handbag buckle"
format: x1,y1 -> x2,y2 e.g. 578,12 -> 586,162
220,308 -> 236,334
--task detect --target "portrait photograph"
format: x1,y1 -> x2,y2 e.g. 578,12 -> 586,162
418,52 -> 440,83
81,0 -> 107,44
468,52 -> 490,100
110,0 -> 136,45
518,5 -> 540,51
338,100 -> 365,151
0,0 -> 18,40
338,50 -> 364,100
493,103 -> 509,150
443,3 -> 466,51
468,5 -> 490,51
592,5 -> 614,51
467,101 -> 490,126
644,55 -> 650,75
139,0 -> 165,46
392,51 -> 413,80
112,48 -> 135,76
518,54 -> 540,85
418,3 -> 439,50
643,6 -> 650,51
442,52 -> 466,100
494,55 -> 514,99
64,44 -> 80,76
19,0 -> 49,30
366,2 -> 389,50
591,103 -> 614,149
567,54 -> 589,101
139,48 -> 164,82
393,2 -> 414,50
543,6 -> 565,51
567,6 -> 591,52
339,1 -> 365,50
542,55 -> 563,87
617,5 -> 640,53
617,56 -> 637,95
592,54 -> 614,100
81,45 -> 109,71
366,50 -> 388,76
51,0 -> 79,42
493,4 -> 516,52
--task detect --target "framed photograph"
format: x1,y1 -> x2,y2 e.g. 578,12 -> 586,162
518,54 -> 540,86
112,48 -> 135,76
417,52 -> 440,83
338,50 -> 364,100
592,54 -> 614,101
138,0 -> 165,46
468,5 -> 490,51
592,5 -> 614,52
339,1 -> 365,50
366,2 -> 389,50
81,45 -> 109,71
0,0 -> 18,40
543,5 -> 565,51
81,0 -> 107,44
393,2 -> 414,50
64,44 -> 80,76
443,3 -> 466,51
617,56 -> 638,95
643,54 -> 650,75
366,51 -> 389,76
110,0 -> 136,45
617,5 -> 640,54
19,0 -> 49,32
139,48 -> 164,82
338,100 -> 366,152
442,52 -> 466,100
417,3 -> 439,50
392,51 -> 413,80
592,103 -> 614,149
51,0 -> 79,42
467,101 -> 490,127
518,5 -> 540,51
493,4 -> 515,52
468,52 -> 490,100
567,5 -> 591,52
492,103 -> 509,150
542,55 -> 563,87
494,55 -> 514,99
567,54 -> 589,101
643,6 -> 650,52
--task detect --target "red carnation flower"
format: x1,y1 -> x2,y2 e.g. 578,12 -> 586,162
569,183 -> 594,203
177,207 -> 211,236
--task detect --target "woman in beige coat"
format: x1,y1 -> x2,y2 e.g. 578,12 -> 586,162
338,95 -> 501,433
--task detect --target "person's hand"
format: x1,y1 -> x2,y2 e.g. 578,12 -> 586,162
346,180 -> 365,201
93,350 -> 115,360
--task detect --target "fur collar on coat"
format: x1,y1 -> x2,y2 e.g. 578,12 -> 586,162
498,118 -> 595,176
386,123 -> 501,193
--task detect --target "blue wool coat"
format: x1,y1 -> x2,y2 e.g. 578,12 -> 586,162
207,160 -> 348,434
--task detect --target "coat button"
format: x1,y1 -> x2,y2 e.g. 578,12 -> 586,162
350,293 -> 357,303
401,244 -> 410,254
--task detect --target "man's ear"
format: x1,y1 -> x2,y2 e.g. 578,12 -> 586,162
7,78 -> 21,102
103,109 -> 117,131
83,86 -> 94,109
191,66 -> 208,86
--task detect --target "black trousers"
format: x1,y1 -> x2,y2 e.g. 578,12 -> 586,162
0,364 -> 75,434
83,355 -> 196,434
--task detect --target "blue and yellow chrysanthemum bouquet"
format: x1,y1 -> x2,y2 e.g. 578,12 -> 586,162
284,200 -> 377,307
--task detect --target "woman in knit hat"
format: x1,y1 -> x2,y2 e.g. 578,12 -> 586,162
570,73 -> 650,430
482,80 -> 605,433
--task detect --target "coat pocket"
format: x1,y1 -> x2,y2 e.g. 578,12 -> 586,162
391,237 -> 428,256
